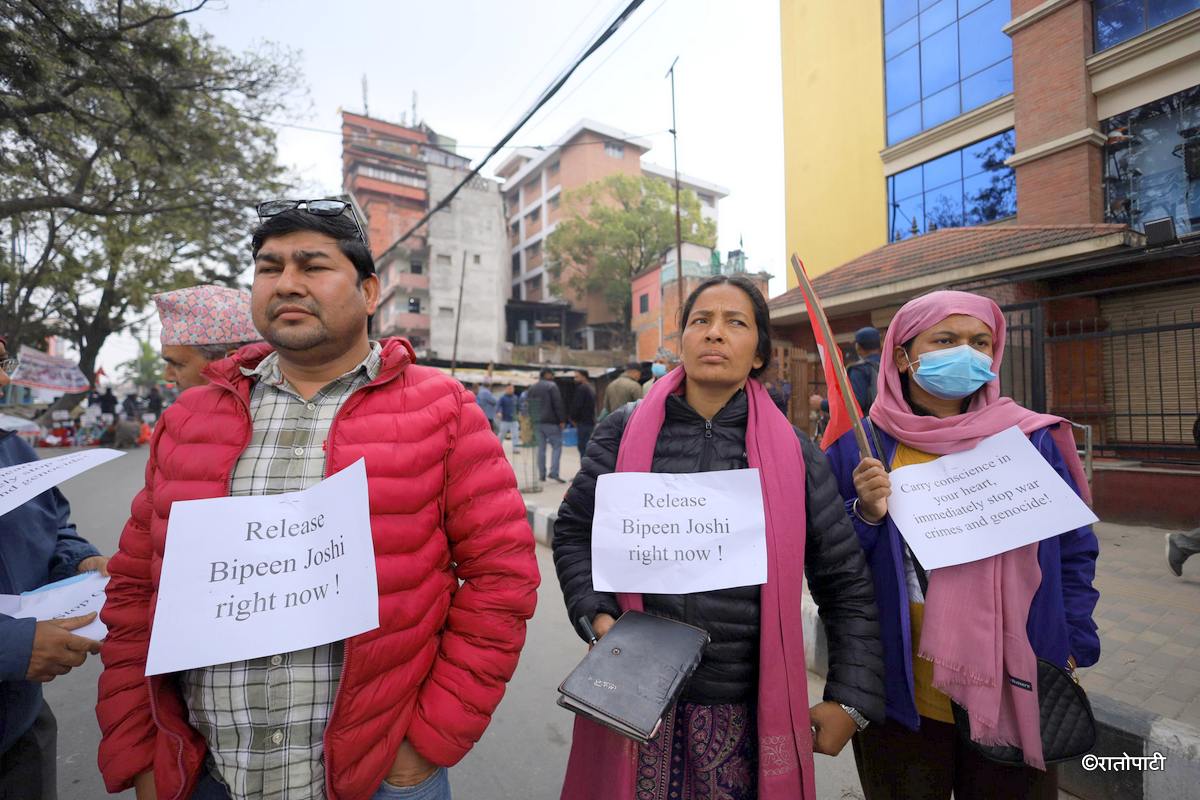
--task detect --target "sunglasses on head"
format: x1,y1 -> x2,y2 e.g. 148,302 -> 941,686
256,199 -> 368,246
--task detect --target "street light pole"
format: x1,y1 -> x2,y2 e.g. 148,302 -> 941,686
666,57 -> 684,355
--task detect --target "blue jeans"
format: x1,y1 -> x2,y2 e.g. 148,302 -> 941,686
372,767 -> 451,799
535,423 -> 562,479
498,419 -> 521,450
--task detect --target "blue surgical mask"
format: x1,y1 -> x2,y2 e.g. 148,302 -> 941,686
907,344 -> 996,400
651,363 -> 667,378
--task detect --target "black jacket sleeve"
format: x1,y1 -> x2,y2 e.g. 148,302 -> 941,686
800,431 -> 886,723
552,405 -> 633,639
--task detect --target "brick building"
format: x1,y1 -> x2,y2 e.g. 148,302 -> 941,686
341,111 -> 469,257
494,119 -> 728,351
631,244 -> 770,362
775,1 -> 1200,527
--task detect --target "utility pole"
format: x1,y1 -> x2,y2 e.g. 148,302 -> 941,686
666,57 -> 684,354
450,250 -> 468,376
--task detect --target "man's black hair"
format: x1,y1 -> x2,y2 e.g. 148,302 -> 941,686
575,368 -> 589,378
679,274 -> 772,379
251,209 -> 375,282
539,368 -> 555,379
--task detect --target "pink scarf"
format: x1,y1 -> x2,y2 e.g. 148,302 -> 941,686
870,290 -> 1092,769
559,366 -> 817,800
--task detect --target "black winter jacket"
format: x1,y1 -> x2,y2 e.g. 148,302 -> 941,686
552,390 -> 885,720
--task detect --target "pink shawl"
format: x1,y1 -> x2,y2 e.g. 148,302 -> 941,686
559,366 -> 817,800
871,290 -> 1091,769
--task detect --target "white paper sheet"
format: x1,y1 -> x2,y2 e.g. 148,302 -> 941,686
0,449 -> 124,518
0,572 -> 110,640
145,459 -> 380,675
591,468 -> 767,593
886,426 -> 1098,570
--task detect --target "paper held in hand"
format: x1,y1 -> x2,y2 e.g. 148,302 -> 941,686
0,572 -> 109,640
887,426 -> 1098,570
145,459 -> 379,675
0,449 -> 123,518
591,468 -> 767,594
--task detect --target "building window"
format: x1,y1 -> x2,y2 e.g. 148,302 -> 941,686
548,194 -> 560,211
639,293 -> 650,314
1094,0 -> 1200,52
526,208 -> 540,225
408,297 -> 421,314
886,129 -> 1016,242
436,253 -> 452,266
549,160 -> 560,174
512,253 -> 521,277
605,141 -> 625,159
883,0 -> 1013,146
410,260 -> 423,275
473,254 -> 481,265
698,193 -> 715,207
357,164 -> 426,188
1103,85 -> 1200,236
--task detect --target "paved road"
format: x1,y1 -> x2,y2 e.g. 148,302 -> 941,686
39,446 -> 865,799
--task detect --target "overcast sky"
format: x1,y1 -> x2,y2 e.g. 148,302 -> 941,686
97,0 -> 785,373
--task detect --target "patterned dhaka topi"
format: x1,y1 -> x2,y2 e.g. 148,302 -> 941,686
154,285 -> 260,346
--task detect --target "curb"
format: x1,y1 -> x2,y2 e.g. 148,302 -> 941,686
527,503 -> 556,548
534,501 -> 1200,800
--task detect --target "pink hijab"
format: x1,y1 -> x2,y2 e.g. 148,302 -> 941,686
559,366 -> 817,800
870,290 -> 1091,769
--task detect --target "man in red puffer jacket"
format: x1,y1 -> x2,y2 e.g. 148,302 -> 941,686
96,200 -> 539,800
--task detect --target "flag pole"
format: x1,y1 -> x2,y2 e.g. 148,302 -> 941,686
789,254 -> 872,460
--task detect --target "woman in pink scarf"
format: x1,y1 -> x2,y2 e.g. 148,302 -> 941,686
825,290 -> 1100,800
552,275 -> 885,800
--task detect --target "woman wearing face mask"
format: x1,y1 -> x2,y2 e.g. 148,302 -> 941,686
825,291 -> 1099,800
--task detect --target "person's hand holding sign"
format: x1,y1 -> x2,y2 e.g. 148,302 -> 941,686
78,555 -> 110,576
26,612 -> 101,682
852,457 -> 891,523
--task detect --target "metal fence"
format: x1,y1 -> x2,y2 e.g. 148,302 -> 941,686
1002,303 -> 1200,464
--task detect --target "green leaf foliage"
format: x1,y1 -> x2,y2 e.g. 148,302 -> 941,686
545,174 -> 716,330
0,0 -> 294,392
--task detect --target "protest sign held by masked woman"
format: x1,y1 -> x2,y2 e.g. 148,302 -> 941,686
825,290 -> 1100,798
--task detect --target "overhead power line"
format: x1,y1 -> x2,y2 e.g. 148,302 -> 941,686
390,0 -> 647,247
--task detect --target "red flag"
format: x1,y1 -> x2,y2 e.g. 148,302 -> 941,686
789,255 -> 866,452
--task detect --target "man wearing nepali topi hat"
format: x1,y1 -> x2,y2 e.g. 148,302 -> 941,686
154,285 -> 261,390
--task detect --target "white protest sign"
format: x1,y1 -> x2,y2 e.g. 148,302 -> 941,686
146,458 -> 379,675
887,426 -> 1098,570
592,469 -> 767,593
0,449 -> 124,518
0,572 -> 110,640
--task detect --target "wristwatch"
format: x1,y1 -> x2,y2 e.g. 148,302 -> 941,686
839,703 -> 870,732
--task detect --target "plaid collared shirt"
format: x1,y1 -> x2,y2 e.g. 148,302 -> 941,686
178,343 -> 382,800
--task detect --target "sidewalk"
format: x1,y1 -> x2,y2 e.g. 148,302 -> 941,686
511,441 -> 1200,799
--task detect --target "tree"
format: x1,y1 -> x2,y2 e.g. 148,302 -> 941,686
0,0 -> 291,402
0,0 -> 292,220
119,336 -> 162,389
546,174 -> 715,333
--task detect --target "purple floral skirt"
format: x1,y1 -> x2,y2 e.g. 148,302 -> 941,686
635,701 -> 757,800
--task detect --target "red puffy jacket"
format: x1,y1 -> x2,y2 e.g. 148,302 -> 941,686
96,339 -> 539,800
